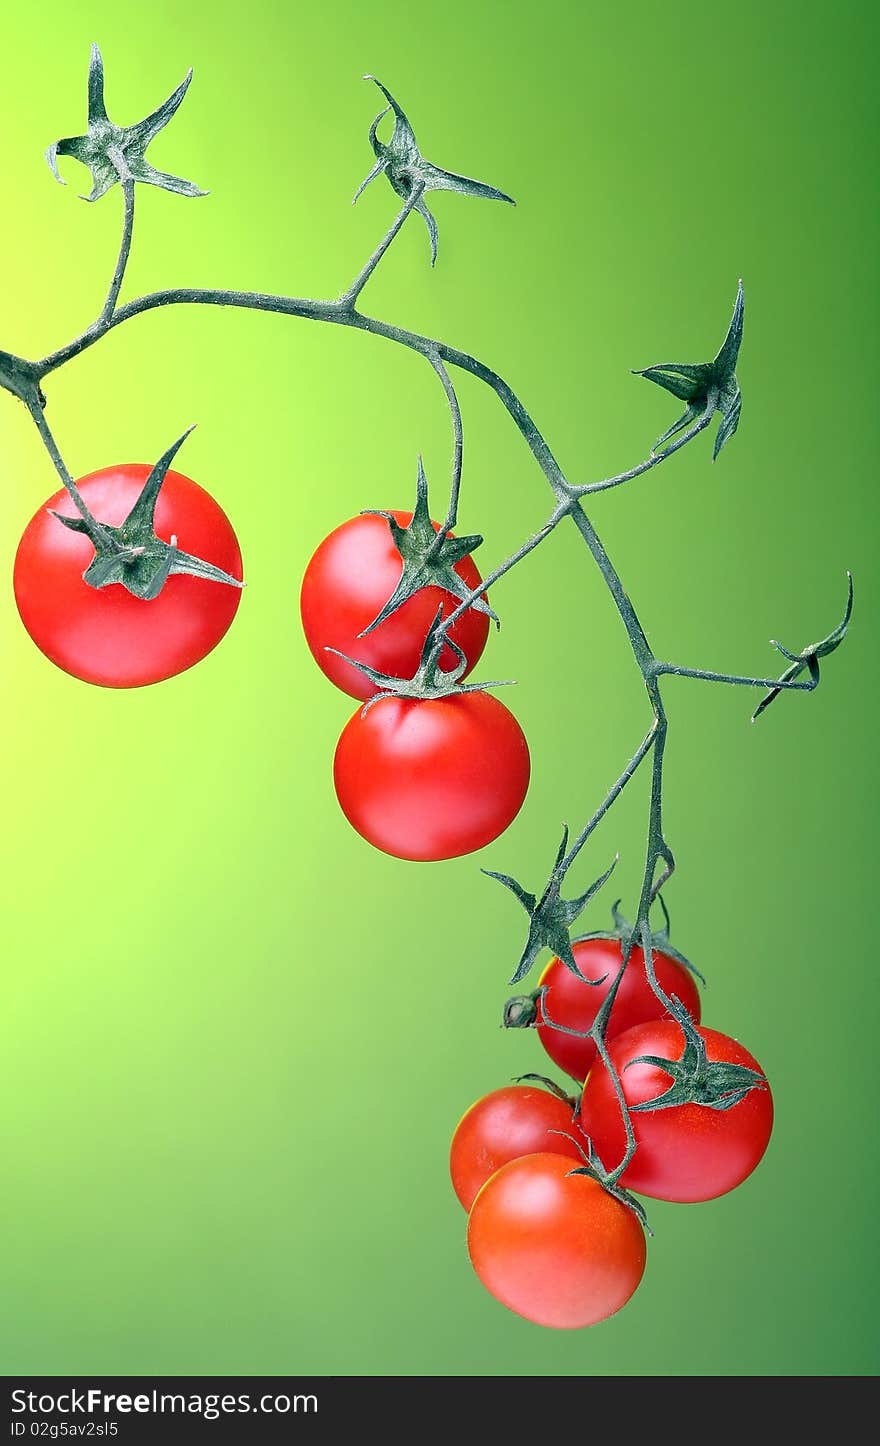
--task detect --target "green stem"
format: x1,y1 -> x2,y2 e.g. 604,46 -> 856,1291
439,499 -> 571,634
572,395 -> 716,497
339,184 -> 425,307
657,661 -> 816,691
25,396 -> 112,543
594,1011 -> 639,1185
562,722 -> 658,874
100,180 -> 135,324
423,349 -> 464,554
585,933 -> 640,1184
580,705 -> 672,1183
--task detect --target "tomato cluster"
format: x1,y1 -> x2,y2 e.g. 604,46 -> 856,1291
452,938 -> 773,1327
18,467 -> 774,1331
300,507 -> 530,860
301,507 -> 774,1328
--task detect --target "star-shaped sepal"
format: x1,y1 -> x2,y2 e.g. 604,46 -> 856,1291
752,571 -> 853,722
360,457 -> 497,636
577,895 -> 705,984
502,894 -> 704,1033
484,826 -> 618,986
327,605 -> 513,712
559,1132 -> 652,1233
47,43 -> 206,202
353,76 -> 514,264
628,998 -> 767,1113
51,427 -> 243,600
635,281 -> 744,460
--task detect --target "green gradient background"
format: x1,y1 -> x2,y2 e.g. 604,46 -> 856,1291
0,0 -> 876,1378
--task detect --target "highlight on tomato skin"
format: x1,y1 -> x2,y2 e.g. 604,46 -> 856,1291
536,938 -> 702,1083
332,690 -> 530,861
579,1020 -> 774,1204
299,510 -> 490,701
466,1152 -> 647,1329
449,1085 -> 582,1211
13,464 -> 243,688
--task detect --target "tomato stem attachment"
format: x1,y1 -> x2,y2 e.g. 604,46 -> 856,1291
357,458 -> 496,637
44,425 -> 244,599
551,1128 -> 651,1233
512,1074 -> 578,1110
626,997 -> 768,1112
329,607 -> 514,712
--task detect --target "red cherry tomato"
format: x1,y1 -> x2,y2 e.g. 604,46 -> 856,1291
467,1152 -> 646,1329
449,1085 -> 582,1211
580,1021 -> 773,1203
333,691 -> 530,861
536,939 -> 701,1082
299,510 -> 489,701
14,465 -> 242,688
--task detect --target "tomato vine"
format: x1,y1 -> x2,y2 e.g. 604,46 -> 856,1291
1,47 -> 853,1273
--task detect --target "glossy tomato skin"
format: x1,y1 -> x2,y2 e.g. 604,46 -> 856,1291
580,1021 -> 773,1203
299,510 -> 490,701
467,1152 -> 646,1329
333,691 -> 530,861
450,1086 -> 582,1211
14,466 -> 243,688
537,939 -> 702,1083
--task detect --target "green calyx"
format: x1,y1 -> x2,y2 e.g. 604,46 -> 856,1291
501,898 -> 703,1033
353,76 -> 514,265
574,895 -> 705,986
328,605 -> 513,711
752,571 -> 854,722
360,458 -> 498,636
47,43 -> 206,202
635,280 -> 744,460
559,1132 -> 651,1233
484,826 -> 618,986
52,427 -> 243,600
628,999 -> 766,1113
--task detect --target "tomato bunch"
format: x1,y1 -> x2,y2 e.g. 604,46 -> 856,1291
17,454 -> 773,1332
451,943 -> 773,1327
